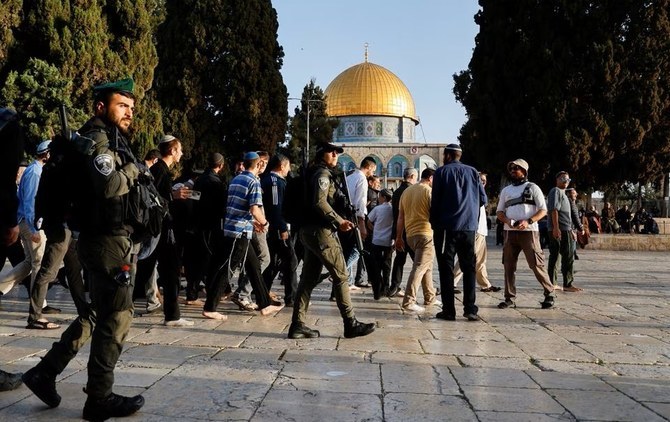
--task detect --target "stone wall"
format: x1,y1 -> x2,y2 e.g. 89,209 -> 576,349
585,233 -> 670,251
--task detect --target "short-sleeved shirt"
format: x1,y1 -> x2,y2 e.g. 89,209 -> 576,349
368,202 -> 393,246
546,187 -> 572,231
224,171 -> 263,238
496,182 -> 546,232
399,183 -> 432,237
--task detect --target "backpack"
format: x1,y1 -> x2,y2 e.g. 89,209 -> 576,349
125,170 -> 168,243
283,169 -> 307,229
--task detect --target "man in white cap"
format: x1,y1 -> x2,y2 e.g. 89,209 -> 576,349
496,159 -> 555,309
0,140 -> 52,300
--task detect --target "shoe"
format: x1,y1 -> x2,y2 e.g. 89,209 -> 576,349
425,299 -> 442,307
329,295 -> 336,302
435,311 -> 456,321
41,306 -> 61,314
287,322 -> 320,339
498,299 -> 516,309
22,367 -> 60,407
82,392 -> 145,421
453,289 -> 461,294
540,295 -> 555,309
145,304 -> 163,314
318,272 -> 330,282
463,313 -> 479,321
26,320 -> 60,330
354,280 -> 371,288
481,286 -> 502,292
163,318 -> 194,327
0,369 -> 23,392
343,318 -> 375,338
404,303 -> 425,313
232,296 -> 258,311
387,285 -> 400,298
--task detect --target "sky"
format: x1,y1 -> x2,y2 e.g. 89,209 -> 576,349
274,0 -> 481,144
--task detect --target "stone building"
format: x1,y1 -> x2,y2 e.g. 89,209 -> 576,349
324,53 -> 443,188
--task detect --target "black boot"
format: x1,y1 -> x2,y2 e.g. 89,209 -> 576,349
0,369 -> 23,392
22,366 -> 60,407
82,392 -> 145,421
287,322 -> 320,339
343,317 -> 375,339
541,294 -> 555,309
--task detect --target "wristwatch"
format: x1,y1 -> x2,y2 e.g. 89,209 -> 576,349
527,218 -> 534,225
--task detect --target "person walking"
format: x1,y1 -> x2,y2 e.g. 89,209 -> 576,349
22,78 -> 146,420
288,143 -> 375,339
388,168 -> 418,298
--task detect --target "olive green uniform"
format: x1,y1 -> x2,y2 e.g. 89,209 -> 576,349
292,163 -> 355,324
38,117 -> 138,399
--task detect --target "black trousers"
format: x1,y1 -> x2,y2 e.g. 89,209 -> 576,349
434,229 -> 478,317
370,244 -> 393,297
263,232 -> 298,305
136,225 -> 181,321
204,234 -> 272,312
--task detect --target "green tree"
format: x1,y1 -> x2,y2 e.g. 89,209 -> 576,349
2,0 -> 164,153
155,0 -> 287,166
1,58 -> 75,151
287,79 -> 339,166
454,0 -> 670,191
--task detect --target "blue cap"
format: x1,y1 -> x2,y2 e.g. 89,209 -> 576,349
243,151 -> 259,160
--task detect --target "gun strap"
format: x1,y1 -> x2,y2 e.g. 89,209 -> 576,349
504,183 -> 536,208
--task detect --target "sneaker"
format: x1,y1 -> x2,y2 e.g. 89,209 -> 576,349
343,318 -> 375,338
232,296 -> 258,311
463,313 -> 479,321
354,280 -> 371,288
0,370 -> 23,392
480,286 -> 502,292
164,318 -> 194,327
22,367 -> 60,407
404,303 -> 425,313
82,392 -> 145,421
497,299 -> 516,309
425,299 -> 442,307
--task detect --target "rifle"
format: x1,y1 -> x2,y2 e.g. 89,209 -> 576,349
336,169 -> 368,267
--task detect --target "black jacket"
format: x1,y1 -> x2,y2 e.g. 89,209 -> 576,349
261,172 -> 288,234
194,168 -> 227,231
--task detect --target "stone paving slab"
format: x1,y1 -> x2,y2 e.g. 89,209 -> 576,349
2,245 -> 670,421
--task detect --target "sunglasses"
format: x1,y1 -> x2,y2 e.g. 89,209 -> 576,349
559,176 -> 571,183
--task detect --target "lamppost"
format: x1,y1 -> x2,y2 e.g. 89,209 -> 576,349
288,97 -> 324,165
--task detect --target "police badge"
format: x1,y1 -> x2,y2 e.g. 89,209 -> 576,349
318,176 -> 330,191
94,154 -> 114,176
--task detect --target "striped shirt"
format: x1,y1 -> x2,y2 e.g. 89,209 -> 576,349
224,171 -> 263,238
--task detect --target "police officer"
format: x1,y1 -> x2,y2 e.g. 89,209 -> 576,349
288,142 -> 375,339
22,78 -> 145,420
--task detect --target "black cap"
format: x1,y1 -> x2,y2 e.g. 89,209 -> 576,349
315,142 -> 344,155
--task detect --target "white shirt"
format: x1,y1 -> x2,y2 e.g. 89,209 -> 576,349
367,202 -> 393,247
477,205 -> 488,236
346,169 -> 368,218
496,182 -> 546,232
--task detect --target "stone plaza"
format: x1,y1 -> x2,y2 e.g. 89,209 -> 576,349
1,240 -> 669,421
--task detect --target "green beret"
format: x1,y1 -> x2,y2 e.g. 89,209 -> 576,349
93,77 -> 135,96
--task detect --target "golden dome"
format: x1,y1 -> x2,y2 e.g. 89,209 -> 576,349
325,61 -> 418,123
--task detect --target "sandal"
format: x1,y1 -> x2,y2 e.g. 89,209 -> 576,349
26,320 -> 60,330
481,286 -> 502,292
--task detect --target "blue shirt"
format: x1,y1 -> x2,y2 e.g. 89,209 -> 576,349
17,160 -> 43,234
224,171 -> 263,238
430,160 -> 487,231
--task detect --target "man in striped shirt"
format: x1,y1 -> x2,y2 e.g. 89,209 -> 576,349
202,152 -> 283,320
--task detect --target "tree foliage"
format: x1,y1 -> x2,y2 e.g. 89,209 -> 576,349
287,79 -> 339,166
155,0 -> 287,167
454,0 -> 670,191
1,0 -> 164,155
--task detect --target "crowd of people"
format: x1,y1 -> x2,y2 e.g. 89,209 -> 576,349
0,77 -> 658,420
